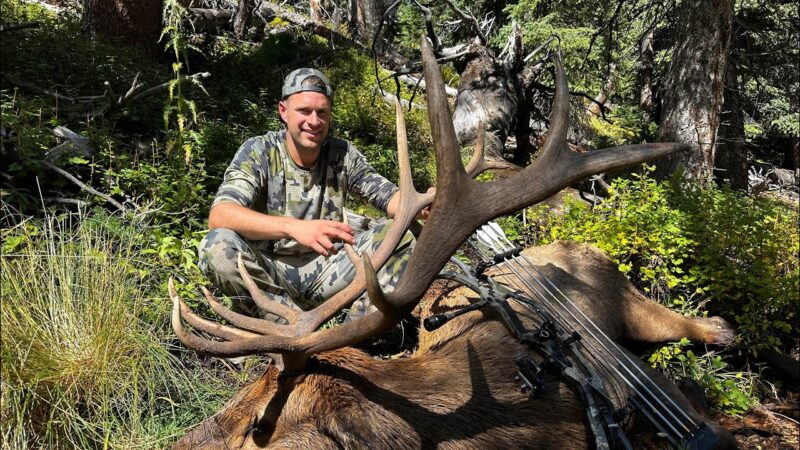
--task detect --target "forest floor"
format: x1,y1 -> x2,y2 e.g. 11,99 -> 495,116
715,396 -> 799,449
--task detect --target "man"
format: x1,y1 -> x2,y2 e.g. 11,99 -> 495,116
199,68 -> 417,320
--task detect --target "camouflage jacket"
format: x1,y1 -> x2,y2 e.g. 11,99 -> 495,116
213,130 -> 398,256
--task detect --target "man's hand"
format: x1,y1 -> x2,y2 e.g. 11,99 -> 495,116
292,220 -> 354,257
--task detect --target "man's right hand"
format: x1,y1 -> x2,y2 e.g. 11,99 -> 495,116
292,220 -> 354,257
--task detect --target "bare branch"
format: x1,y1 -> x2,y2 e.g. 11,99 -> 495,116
44,126 -> 95,161
41,160 -> 126,211
127,72 -> 210,103
44,197 -> 88,208
1,74 -> 97,103
581,0 -> 626,71
529,80 -> 612,122
375,88 -> 426,110
523,36 -> 556,63
411,0 -> 441,52
441,0 -> 487,45
2,72 -> 210,119
398,74 -> 458,97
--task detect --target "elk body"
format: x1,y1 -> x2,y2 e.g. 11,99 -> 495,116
170,37 -> 737,449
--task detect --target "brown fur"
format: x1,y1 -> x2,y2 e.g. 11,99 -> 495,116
175,242 -> 737,449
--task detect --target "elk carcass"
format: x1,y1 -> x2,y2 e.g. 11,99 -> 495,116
169,37 -> 737,449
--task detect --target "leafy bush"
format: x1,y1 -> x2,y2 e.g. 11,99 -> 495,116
531,168 -> 798,354
649,339 -> 757,415
324,49 -> 435,190
532,169 -> 698,308
670,183 -> 798,351
0,210 -> 230,449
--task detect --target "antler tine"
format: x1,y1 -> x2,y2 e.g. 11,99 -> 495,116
363,35 -> 483,309
170,278 -> 262,351
238,253 -> 299,323
465,123 -> 519,178
372,97 -> 436,262
172,36 -> 688,370
483,51 -> 688,218
375,37 -> 688,311
314,83 -> 522,341
362,253 -> 400,317
200,286 -> 293,337
171,274 -> 399,364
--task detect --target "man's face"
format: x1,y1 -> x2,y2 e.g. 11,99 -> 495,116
279,91 -> 331,156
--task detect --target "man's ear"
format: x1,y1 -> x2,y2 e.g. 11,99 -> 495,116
278,100 -> 287,122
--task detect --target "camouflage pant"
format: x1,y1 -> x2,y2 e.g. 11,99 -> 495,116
198,214 -> 415,322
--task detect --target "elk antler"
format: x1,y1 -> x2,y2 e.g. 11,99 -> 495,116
171,36 -> 687,371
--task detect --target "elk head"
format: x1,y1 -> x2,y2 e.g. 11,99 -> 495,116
170,36 -> 687,449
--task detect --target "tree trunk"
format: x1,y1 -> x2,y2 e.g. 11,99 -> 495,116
83,0 -> 163,57
233,0 -> 255,39
639,30 -> 655,121
655,0 -> 734,181
513,66 -> 539,165
350,0 -> 383,47
715,58 -> 749,189
310,0 -> 325,23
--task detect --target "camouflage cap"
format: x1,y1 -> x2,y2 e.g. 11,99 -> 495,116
281,68 -> 334,100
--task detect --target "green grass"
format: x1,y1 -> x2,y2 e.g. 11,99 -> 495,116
1,210 -> 231,449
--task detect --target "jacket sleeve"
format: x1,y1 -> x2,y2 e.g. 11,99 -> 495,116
212,137 -> 268,209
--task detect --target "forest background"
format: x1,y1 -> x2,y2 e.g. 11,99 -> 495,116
0,0 -> 798,448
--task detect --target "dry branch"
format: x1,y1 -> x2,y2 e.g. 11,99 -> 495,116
441,0 -> 487,45
375,89 -> 425,110
41,160 -> 126,211
45,126 -> 95,161
397,74 -> 457,97
3,72 -> 209,119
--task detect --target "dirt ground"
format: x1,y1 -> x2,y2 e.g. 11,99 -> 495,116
714,395 -> 799,449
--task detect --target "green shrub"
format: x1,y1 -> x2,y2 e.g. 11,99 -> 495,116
0,210 -> 229,449
649,339 -> 757,416
325,49 -> 434,190
671,182 -> 799,352
528,168 -> 798,411
0,0 -> 176,216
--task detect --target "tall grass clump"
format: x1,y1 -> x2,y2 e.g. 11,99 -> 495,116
1,210 -> 227,449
